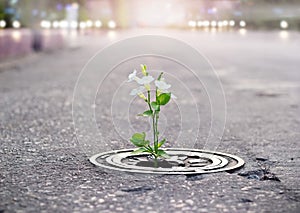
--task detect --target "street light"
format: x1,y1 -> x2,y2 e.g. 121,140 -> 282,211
229,20 -> 235,27
70,21 -> 78,29
280,20 -> 288,29
239,20 -> 246,28
188,20 -> 196,28
222,20 -> 228,27
0,20 -> 6,28
79,21 -> 86,29
86,20 -> 93,28
12,20 -> 21,29
217,21 -> 223,28
210,21 -> 217,27
108,20 -> 116,29
52,21 -> 59,28
95,20 -> 102,28
40,20 -> 51,29
203,20 -> 210,27
197,21 -> 203,27
59,20 -> 68,28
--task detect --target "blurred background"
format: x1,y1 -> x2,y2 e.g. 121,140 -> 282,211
1,0 -> 300,29
0,0 -> 300,61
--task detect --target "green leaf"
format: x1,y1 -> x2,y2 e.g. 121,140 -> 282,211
131,147 -> 148,154
157,93 -> 171,105
142,110 -> 153,116
157,150 -> 170,158
131,132 -> 145,142
158,139 -> 166,148
130,132 -> 148,147
151,101 -> 160,111
130,138 -> 149,147
147,145 -> 154,153
144,140 -> 150,147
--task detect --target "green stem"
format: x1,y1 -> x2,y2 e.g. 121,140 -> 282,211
147,90 -> 152,111
155,112 -> 159,146
154,86 -> 160,154
153,111 -> 158,154
147,90 -> 157,158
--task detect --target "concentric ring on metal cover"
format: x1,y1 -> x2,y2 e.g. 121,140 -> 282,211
89,148 -> 245,175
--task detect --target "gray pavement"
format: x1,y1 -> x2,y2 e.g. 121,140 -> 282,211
0,29 -> 299,212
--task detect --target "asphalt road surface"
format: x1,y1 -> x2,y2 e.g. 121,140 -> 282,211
1,29 -> 299,212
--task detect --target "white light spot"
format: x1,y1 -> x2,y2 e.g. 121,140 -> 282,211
217,21 -> 223,28
210,21 -> 217,27
12,20 -> 21,29
79,22 -> 86,29
239,20 -> 246,28
222,20 -> 228,27
280,20 -> 288,29
0,20 -> 6,28
203,20 -> 210,27
95,20 -> 102,28
52,21 -> 59,28
59,20 -> 68,28
108,20 -> 116,29
40,20 -> 51,29
197,21 -> 203,27
70,21 -> 78,29
86,20 -> 93,28
188,20 -> 196,28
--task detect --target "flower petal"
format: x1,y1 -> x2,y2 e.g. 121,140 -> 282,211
136,76 -> 154,85
155,80 -> 171,90
130,86 -> 145,96
130,88 -> 138,96
128,70 -> 137,82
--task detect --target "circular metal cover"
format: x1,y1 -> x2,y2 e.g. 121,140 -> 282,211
89,148 -> 245,175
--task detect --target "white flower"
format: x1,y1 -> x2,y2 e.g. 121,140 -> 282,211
155,80 -> 171,90
130,86 -> 145,96
128,70 -> 154,90
155,80 -> 177,99
136,76 -> 154,85
128,70 -> 138,82
130,86 -> 147,100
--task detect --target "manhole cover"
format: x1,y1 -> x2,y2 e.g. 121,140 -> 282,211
89,148 -> 244,175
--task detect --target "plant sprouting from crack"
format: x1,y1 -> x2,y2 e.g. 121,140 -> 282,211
127,64 -> 176,161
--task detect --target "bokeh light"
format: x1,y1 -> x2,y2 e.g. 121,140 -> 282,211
239,20 -> 246,28
12,20 -> 21,29
108,20 -> 116,29
0,20 -> 6,28
280,20 -> 288,29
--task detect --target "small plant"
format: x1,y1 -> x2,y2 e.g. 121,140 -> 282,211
127,64 -> 176,161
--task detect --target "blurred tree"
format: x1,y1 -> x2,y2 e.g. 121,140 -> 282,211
1,0 -> 87,28
0,0 -> 4,20
0,0 -> 15,28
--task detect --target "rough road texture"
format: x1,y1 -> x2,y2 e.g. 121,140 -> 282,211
0,30 -> 299,212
